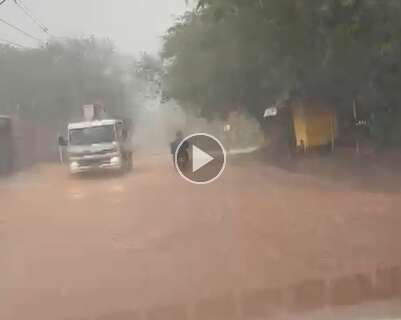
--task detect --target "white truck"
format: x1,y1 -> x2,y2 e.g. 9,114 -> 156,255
59,106 -> 133,175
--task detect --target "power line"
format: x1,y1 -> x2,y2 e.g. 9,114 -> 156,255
0,17 -> 42,42
13,0 -> 50,35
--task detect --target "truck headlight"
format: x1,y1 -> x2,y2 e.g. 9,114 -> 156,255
110,156 -> 121,166
70,161 -> 79,171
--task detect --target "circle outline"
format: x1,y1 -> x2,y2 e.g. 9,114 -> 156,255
174,133 -> 227,185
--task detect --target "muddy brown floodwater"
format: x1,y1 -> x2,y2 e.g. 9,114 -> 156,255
1,155 -> 401,320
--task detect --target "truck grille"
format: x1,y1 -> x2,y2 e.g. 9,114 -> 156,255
78,158 -> 110,167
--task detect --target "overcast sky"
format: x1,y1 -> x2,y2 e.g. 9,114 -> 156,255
0,0 -> 188,54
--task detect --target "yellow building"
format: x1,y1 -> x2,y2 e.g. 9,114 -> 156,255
290,98 -> 337,151
264,98 -> 337,153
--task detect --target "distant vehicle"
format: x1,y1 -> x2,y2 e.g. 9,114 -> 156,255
0,116 -> 15,175
59,118 -> 133,175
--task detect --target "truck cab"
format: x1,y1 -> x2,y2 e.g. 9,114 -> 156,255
62,119 -> 132,174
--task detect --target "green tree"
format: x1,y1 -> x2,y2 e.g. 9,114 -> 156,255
0,37 -> 133,125
164,0 -> 401,144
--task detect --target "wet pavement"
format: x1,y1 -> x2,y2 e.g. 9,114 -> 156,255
1,155 -> 401,319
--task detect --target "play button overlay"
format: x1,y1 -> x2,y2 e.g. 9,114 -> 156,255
175,133 -> 226,184
192,145 -> 214,172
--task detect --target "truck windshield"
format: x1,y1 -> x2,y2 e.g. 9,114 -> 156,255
69,125 -> 115,146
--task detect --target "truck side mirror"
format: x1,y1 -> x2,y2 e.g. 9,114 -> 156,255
58,136 -> 67,146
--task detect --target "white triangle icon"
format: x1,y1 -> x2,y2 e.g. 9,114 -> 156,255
192,145 -> 214,173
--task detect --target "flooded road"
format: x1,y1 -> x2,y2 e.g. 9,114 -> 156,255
1,155 -> 401,319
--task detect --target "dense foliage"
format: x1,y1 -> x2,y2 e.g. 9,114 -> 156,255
163,0 -> 401,144
0,37 -> 133,125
